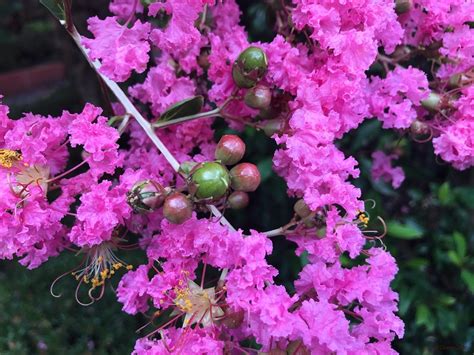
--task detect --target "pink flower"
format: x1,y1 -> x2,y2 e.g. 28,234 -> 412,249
109,0 -> 143,21
296,298 -> 362,354
133,328 -> 224,354
149,1 -> 204,56
68,181 -> 131,247
67,104 -> 122,177
433,119 -> 474,170
129,56 -> 196,117
117,265 -> 150,315
3,112 -> 69,174
368,67 -> 429,129
371,151 -> 405,188
82,17 -> 151,82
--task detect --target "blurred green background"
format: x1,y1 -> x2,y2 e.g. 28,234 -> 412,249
0,1 -> 473,354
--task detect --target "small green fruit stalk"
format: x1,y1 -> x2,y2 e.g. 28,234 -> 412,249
215,135 -> 246,165
190,162 -> 231,200
163,192 -> 193,224
127,180 -> 166,213
227,191 -> 249,210
244,85 -> 272,110
232,47 -> 268,88
230,163 -> 261,192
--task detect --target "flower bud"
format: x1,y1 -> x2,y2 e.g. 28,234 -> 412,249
395,0 -> 412,14
191,162 -> 231,200
215,135 -> 246,165
262,119 -> 283,137
286,340 -> 310,355
232,47 -> 268,88
410,120 -> 429,135
244,85 -> 272,109
222,309 -> 244,329
228,191 -> 249,210
127,180 -> 166,213
163,192 -> 193,224
294,199 -> 311,218
421,92 -> 441,111
230,163 -> 261,192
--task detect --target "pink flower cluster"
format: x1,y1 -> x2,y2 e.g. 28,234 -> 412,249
1,0 -> 473,353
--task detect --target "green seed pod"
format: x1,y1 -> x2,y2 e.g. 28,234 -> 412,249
244,85 -> 272,110
215,135 -> 246,165
127,180 -> 166,213
395,0 -> 412,14
163,192 -> 193,224
232,47 -> 268,88
262,119 -> 283,137
227,191 -> 249,210
294,199 -> 311,218
191,162 -> 231,199
230,163 -> 261,192
421,92 -> 441,112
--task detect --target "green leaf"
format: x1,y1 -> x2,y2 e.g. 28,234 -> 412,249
461,270 -> 474,293
438,182 -> 453,205
300,251 -> 309,267
159,96 -> 204,122
415,304 -> 433,329
257,157 -> 273,182
454,186 -> 474,208
40,0 -> 65,21
453,231 -> 466,260
351,120 -> 381,151
447,250 -> 461,266
387,221 -> 424,239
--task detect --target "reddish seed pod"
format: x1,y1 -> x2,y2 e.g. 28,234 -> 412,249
215,135 -> 246,165
127,180 -> 166,213
294,199 -> 311,218
227,191 -> 249,209
244,85 -> 272,110
163,192 -> 193,224
230,163 -> 261,192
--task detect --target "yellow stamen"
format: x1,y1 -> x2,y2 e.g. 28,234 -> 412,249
0,149 -> 22,168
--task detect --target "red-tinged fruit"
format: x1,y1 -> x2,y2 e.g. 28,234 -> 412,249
127,180 -> 166,213
230,163 -> 261,192
163,192 -> 193,224
227,191 -> 249,209
215,135 -> 246,165
244,85 -> 272,110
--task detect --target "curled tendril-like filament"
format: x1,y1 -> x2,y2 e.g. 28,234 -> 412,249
363,216 -> 387,240
75,278 -> 94,307
50,259 -> 85,298
364,199 -> 377,210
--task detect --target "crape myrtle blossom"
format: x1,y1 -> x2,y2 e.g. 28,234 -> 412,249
371,151 -> 406,189
3,0 -> 473,353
